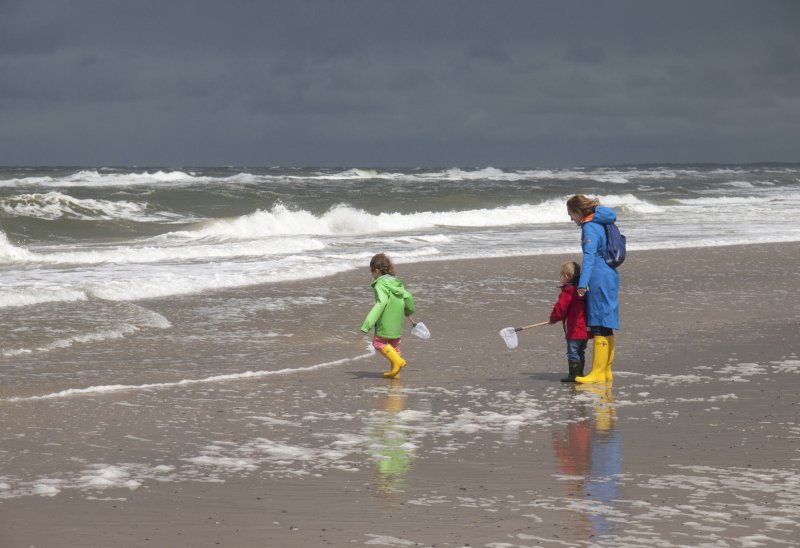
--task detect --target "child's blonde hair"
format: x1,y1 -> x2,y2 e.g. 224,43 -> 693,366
370,253 -> 396,276
560,261 -> 580,284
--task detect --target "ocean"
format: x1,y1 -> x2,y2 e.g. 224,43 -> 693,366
4,165 -> 799,303
1,164 -> 799,375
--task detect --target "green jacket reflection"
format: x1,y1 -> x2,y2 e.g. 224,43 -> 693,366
360,275 -> 415,338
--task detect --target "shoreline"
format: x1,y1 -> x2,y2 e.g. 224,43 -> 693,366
0,242 -> 798,546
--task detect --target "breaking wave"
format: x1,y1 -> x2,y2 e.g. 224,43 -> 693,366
0,169 -> 202,188
179,196 -> 662,239
0,191 -> 188,222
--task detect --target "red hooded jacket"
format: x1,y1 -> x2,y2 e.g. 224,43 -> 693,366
549,284 -> 591,340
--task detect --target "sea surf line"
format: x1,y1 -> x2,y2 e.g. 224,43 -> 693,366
5,352 -> 374,402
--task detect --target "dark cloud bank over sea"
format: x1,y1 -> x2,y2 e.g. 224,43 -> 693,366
1,0 -> 798,167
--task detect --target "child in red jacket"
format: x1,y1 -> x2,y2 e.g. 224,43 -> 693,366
549,261 -> 592,382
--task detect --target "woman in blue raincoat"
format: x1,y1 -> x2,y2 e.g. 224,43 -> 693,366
566,195 -> 620,383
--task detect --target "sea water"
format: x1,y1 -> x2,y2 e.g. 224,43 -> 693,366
3,165 -> 799,305
1,164 -> 799,367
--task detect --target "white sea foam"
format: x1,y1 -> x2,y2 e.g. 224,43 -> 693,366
31,481 -> 62,497
1,305 -> 170,357
85,261 -> 353,301
772,359 -> 800,373
0,285 -> 87,308
311,168 -> 384,180
0,170 -> 203,188
186,455 -> 260,472
1,364 -> 789,515
0,464 -> 177,500
302,166 -> 713,184
250,296 -> 327,312
184,202 -> 550,236
0,231 -> 34,262
2,171 -> 799,311
363,534 -> 418,546
79,465 -> 142,490
722,180 -> 756,188
0,247 -> 440,306
0,191 -> 189,222
6,352 -> 373,401
595,193 -> 664,213
674,194 -> 800,206
0,234 -> 325,266
168,197 -> 661,240
4,166 -> 799,190
2,325 -> 139,357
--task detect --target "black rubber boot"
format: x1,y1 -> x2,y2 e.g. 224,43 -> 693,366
578,359 -> 585,377
561,361 -> 582,383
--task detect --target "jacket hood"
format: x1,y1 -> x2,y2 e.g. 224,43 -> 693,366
372,275 -> 407,297
591,206 -> 617,226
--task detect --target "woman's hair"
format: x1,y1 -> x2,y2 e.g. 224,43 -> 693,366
369,253 -> 396,276
560,261 -> 581,284
566,195 -> 600,217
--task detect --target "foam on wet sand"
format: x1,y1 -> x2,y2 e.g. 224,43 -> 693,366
0,243 -> 798,547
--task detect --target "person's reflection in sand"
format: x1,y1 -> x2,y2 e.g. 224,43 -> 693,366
370,379 -> 416,495
553,385 -> 621,538
552,393 -> 593,537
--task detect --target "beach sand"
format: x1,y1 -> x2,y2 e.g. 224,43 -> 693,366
1,243 -> 799,547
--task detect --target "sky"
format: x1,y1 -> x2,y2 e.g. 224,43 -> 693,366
1,0 -> 798,167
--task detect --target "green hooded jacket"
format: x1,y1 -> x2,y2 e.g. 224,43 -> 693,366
360,275 -> 416,338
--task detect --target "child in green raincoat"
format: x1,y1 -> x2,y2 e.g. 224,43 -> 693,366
360,253 -> 416,378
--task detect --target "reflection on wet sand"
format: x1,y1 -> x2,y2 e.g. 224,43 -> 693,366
553,385 -> 621,538
370,379 -> 416,495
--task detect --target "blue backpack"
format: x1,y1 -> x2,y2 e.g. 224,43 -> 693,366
604,223 -> 626,268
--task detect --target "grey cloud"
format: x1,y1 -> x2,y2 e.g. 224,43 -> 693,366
1,0 -> 798,166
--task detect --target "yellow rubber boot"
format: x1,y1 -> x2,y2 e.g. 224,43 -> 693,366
575,335 -> 610,384
380,345 -> 406,378
605,335 -> 615,382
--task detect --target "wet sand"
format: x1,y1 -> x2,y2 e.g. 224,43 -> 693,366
1,243 -> 799,547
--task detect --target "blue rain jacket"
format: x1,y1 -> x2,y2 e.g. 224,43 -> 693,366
577,206 -> 620,329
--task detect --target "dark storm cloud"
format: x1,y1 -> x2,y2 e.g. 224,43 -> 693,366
1,0 -> 798,166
